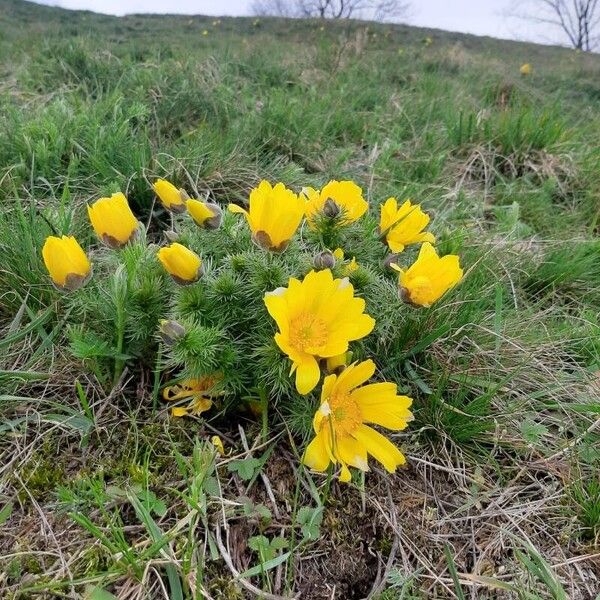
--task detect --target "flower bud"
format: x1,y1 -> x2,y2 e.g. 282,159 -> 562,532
186,199 -> 223,230
383,253 -> 401,270
164,230 -> 180,242
322,198 -> 341,218
159,319 -> 186,345
313,250 -> 336,270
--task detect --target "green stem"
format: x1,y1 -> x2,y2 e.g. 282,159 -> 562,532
258,385 -> 269,443
152,346 -> 163,414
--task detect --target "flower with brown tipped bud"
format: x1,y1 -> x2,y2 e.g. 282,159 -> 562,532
313,250 -> 336,270
159,319 -> 186,345
186,199 -> 223,230
322,198 -> 341,218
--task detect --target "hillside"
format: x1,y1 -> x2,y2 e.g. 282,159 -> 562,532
1,1 -> 600,598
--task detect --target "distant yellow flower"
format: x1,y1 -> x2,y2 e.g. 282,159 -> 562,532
228,181 -> 305,252
424,36 -> 433,46
202,30 -> 209,36
157,242 -> 202,285
304,180 -> 368,226
391,242 -> 462,307
42,235 -> 91,291
153,179 -> 186,213
211,435 -> 225,455
87,193 -> 139,248
304,359 -> 413,482
186,199 -> 223,229
520,63 -> 532,76
163,376 -> 221,417
264,269 -> 375,394
379,198 -> 435,253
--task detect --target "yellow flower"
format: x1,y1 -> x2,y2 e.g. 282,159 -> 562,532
264,269 -> 375,394
228,180 -> 305,252
153,179 -> 186,213
304,180 -> 368,226
379,198 -> 435,253
186,199 -> 223,229
157,242 -> 202,285
520,63 -> 532,76
42,235 -> 91,291
163,376 -> 221,417
303,359 -> 413,482
211,435 -> 225,455
87,193 -> 139,248
391,242 -> 462,307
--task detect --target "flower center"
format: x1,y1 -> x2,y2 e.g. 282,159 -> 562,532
322,390 -> 362,436
289,312 -> 328,353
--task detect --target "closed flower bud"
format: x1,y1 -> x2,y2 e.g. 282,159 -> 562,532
164,230 -> 180,242
159,319 -> 186,345
383,253 -> 401,270
42,235 -> 91,291
186,199 -> 223,230
323,198 -> 341,218
88,193 -> 139,249
157,243 -> 202,285
153,179 -> 186,213
313,250 -> 336,270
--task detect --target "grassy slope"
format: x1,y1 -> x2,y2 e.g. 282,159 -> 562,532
1,0 -> 600,598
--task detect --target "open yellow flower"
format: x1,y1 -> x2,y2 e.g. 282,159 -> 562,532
87,192 -> 139,248
304,180 -> 368,226
153,179 -> 186,213
163,376 -> 221,417
228,181 -> 305,252
391,242 -> 462,307
379,198 -> 435,253
157,242 -> 202,285
303,359 -> 413,482
42,235 -> 91,291
264,269 -> 375,394
520,63 -> 532,76
186,199 -> 223,229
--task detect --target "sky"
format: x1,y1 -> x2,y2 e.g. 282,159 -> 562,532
33,0 -> 556,46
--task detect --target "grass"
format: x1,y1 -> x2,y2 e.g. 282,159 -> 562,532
1,0 -> 600,598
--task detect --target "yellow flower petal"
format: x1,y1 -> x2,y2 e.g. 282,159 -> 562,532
353,425 -> 406,473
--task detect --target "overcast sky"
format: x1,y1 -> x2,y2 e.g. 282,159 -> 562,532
33,0 -> 556,45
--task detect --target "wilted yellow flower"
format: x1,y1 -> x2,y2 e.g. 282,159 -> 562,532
186,199 -> 223,229
211,435 -> 225,455
391,242 -> 462,307
87,193 -> 139,248
303,359 -> 413,482
163,376 -> 221,417
264,269 -> 375,394
379,198 -> 435,253
228,181 -> 305,252
153,179 -> 186,213
304,180 -> 368,226
520,63 -> 532,76
157,242 -> 202,285
42,235 -> 91,291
